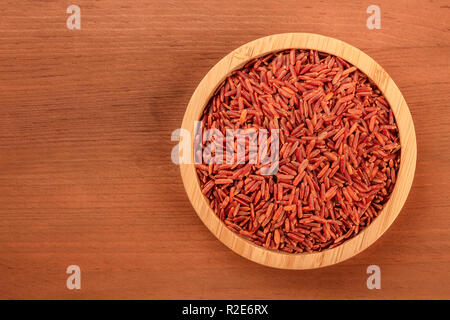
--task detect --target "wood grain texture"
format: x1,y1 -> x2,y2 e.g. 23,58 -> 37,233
0,0 -> 449,298
181,33 -> 417,270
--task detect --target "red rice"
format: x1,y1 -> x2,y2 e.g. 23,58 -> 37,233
195,49 -> 401,253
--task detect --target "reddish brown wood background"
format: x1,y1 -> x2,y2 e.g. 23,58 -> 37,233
0,0 -> 449,299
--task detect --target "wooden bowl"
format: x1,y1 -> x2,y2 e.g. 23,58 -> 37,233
180,33 -> 416,269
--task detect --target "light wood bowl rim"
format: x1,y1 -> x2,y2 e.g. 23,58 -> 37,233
180,33 -> 417,269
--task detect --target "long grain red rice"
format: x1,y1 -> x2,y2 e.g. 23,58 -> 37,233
195,49 -> 401,253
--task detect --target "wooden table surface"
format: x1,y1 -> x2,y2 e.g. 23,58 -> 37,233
0,0 -> 449,299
